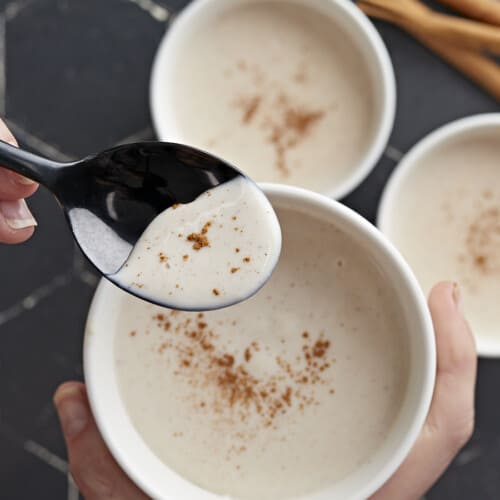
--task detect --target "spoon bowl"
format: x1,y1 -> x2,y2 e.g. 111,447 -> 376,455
56,142 -> 241,275
0,140 -> 277,309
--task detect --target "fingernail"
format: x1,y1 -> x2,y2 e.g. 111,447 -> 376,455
54,386 -> 89,440
0,199 -> 37,229
15,175 -> 36,186
452,282 -> 463,313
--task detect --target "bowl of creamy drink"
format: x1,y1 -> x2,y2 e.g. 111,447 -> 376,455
150,0 -> 395,198
84,184 -> 435,499
379,114 -> 500,358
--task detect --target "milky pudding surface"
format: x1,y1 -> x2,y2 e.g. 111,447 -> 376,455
114,177 -> 281,310
115,206 -> 409,499
383,130 -> 500,343
167,1 -> 375,193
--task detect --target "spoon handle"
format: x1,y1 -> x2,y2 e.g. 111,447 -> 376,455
0,139 -> 67,189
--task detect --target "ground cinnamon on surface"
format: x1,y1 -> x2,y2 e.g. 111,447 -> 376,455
236,95 -> 262,124
244,347 -> 252,362
464,205 -> 500,274
141,311 -> 336,430
187,221 -> 212,250
266,103 -> 324,175
231,61 -> 326,175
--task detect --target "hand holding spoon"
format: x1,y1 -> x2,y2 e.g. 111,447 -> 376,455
0,140 -> 281,310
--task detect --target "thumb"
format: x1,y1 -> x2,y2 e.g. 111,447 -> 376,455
54,382 -> 148,500
371,282 -> 476,500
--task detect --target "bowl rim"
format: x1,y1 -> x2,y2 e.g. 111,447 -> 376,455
149,0 -> 396,200
84,182 -> 435,500
377,112 -> 500,358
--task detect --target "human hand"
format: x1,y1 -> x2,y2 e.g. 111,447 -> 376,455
54,282 -> 476,500
0,119 -> 38,243
54,382 -> 148,499
371,281 -> 477,499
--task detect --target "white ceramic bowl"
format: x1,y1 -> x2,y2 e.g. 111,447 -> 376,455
378,113 -> 500,358
150,0 -> 396,199
84,183 -> 435,500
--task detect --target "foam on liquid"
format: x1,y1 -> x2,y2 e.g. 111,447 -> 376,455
384,130 -> 500,342
113,177 -> 281,310
168,1 -> 375,192
115,207 -> 408,499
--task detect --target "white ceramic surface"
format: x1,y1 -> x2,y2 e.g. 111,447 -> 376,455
149,0 -> 396,199
84,183 -> 435,500
378,113 -> 500,358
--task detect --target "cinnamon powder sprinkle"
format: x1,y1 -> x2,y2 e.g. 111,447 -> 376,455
187,233 -> 209,249
233,85 -> 325,175
243,257 -> 251,263
231,267 -> 240,274
244,347 -> 252,362
158,252 -> 168,263
129,330 -> 136,337
187,221 -> 212,250
464,205 -> 500,274
267,106 -> 324,175
312,339 -> 330,358
239,95 -> 261,124
213,288 -> 220,296
148,310 -> 336,429
216,354 -> 235,367
282,387 -> 292,407
182,254 -> 189,261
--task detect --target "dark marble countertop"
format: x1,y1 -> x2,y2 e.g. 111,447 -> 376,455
0,0 -> 498,498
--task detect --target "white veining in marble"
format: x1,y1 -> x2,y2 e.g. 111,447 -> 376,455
126,0 -> 170,22
67,474 -> 79,500
0,272 -> 72,326
4,0 -> 38,22
384,144 -> 404,162
24,440 -> 69,474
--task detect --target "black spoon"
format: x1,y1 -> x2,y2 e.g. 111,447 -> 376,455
0,140 -> 243,300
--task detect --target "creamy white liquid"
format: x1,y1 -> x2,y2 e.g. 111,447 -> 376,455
114,177 -> 281,310
383,131 -> 500,343
115,207 -> 409,499
168,1 -> 375,193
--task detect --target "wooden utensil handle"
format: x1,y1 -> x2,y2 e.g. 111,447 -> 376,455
436,0 -> 500,27
359,1 -> 500,102
361,0 -> 500,54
